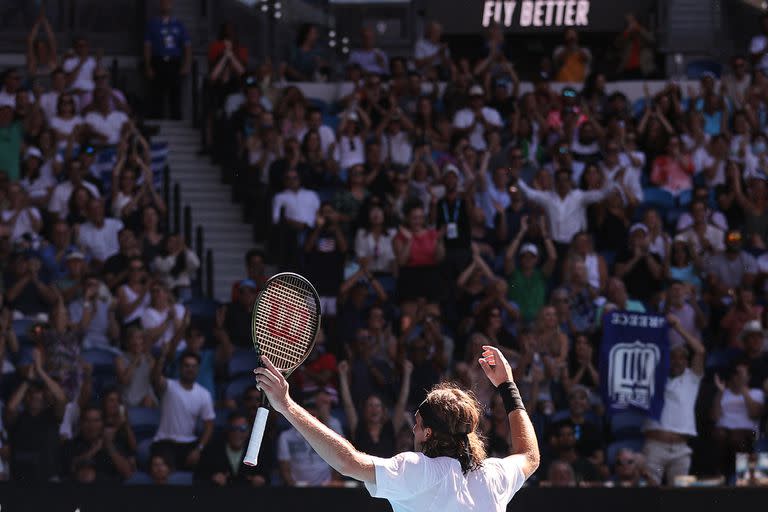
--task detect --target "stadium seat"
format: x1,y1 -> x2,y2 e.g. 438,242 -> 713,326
228,349 -> 260,378
125,471 -> 153,485
168,471 -> 194,485
136,438 -> 154,470
686,59 -> 722,80
606,439 -> 645,466
128,407 -> 162,441
609,410 -> 647,439
307,97 -> 329,114
643,187 -> 676,213
12,318 -> 36,339
632,98 -> 648,119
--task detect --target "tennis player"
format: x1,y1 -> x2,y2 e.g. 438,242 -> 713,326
254,345 -> 539,511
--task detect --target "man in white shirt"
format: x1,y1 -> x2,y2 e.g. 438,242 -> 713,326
514,167 -> 611,246
348,27 -> 389,76
271,171 -> 320,229
254,345 -> 539,512
642,316 -> 704,485
600,140 -> 644,205
414,21 -> 450,74
379,111 -> 413,168
151,350 -> 215,470
296,108 -> 336,156
453,85 -> 502,151
40,68 -> 75,121
48,159 -> 101,220
63,36 -> 98,93
78,197 -> 124,266
678,200 -> 725,258
1,183 -> 43,243
84,87 -> 130,145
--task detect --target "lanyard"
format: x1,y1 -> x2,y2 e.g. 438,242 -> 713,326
442,198 -> 461,223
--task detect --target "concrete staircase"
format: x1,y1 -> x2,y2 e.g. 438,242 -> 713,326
153,119 -> 255,302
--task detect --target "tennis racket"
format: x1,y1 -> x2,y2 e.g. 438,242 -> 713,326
243,272 -> 321,466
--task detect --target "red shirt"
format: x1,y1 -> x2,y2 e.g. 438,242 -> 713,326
208,41 -> 248,66
395,229 -> 439,267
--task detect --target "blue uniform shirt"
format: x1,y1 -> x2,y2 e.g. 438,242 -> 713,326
144,17 -> 190,59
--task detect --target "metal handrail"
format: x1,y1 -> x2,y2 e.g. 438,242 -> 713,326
173,183 -> 181,234
206,249 -> 214,298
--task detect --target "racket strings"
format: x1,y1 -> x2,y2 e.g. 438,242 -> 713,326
252,275 -> 319,372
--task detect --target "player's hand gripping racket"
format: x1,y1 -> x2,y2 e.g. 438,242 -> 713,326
243,272 -> 321,466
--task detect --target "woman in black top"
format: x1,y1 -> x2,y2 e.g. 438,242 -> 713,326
338,359 -> 412,458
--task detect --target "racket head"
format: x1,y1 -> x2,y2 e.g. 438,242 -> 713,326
250,272 -> 321,375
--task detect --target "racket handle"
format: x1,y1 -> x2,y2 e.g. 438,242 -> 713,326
243,407 -> 270,466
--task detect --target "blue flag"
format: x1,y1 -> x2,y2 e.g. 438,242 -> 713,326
600,311 -> 670,420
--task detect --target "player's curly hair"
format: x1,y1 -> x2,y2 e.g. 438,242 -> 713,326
419,383 -> 487,474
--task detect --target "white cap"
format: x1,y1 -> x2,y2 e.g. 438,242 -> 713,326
741,319 -> 765,339
442,163 -> 460,178
469,85 -> 485,97
25,146 -> 42,161
520,243 -> 539,257
629,223 -> 648,235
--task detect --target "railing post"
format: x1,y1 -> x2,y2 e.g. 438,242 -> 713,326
173,183 -> 181,233
206,249 -> 214,299
184,206 -> 192,245
196,226 -> 205,294
191,59 -> 199,129
162,165 -> 170,221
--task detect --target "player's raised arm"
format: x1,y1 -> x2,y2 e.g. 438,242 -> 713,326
254,355 -> 376,483
479,346 -> 540,479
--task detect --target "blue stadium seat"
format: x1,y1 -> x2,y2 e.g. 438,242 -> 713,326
643,187 -> 676,213
686,60 -> 722,80
82,348 -> 117,368
609,410 -> 647,439
128,407 -> 161,441
168,471 -> 194,486
136,438 -> 154,470
225,375 -> 255,401
125,471 -> 153,485
607,439 -> 645,466
12,318 -> 36,339
228,349 -> 260,378
632,98 -> 648,119
307,97 -> 329,114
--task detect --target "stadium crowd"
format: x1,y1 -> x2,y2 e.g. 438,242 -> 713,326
0,0 -> 768,489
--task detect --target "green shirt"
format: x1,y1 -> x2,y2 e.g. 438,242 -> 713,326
0,122 -> 22,181
508,268 -> 546,323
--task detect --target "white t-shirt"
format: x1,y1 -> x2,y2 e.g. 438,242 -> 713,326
47,180 -> 101,218
50,115 -> 84,137
84,110 -> 129,145
333,135 -> 365,170
277,417 -> 343,486
20,168 -> 57,200
62,56 -> 97,92
271,188 -> 320,227
154,379 -> 215,443
141,303 -> 187,350
78,218 -> 124,262
381,131 -> 413,167
643,368 -> 701,436
296,125 -> 336,155
716,388 -> 765,431
692,146 -> 725,187
453,107 -> 503,151
365,452 -> 526,512
1,208 -> 41,242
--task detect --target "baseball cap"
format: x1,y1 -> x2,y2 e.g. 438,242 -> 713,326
25,146 -> 43,161
469,85 -> 485,97
442,163 -> 460,178
65,250 -> 85,261
629,223 -> 648,235
520,243 -> 539,257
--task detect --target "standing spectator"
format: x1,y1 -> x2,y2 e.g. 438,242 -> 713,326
83,87 -> 130,145
5,251 -> 57,318
348,27 -> 389,76
62,36 -> 98,94
1,183 -> 42,243
414,21 -> 450,76
69,274 -> 119,351
677,200 -> 725,258
194,411 -> 269,487
5,348 -> 67,482
115,326 -> 157,408
615,13 -> 656,79
287,24 -> 326,82
152,233 -> 200,301
721,287 -> 762,349
214,279 -> 258,363
304,203 -> 347,319
722,56 -> 751,109
553,29 -> 592,83
116,257 -> 150,326
271,170 -> 321,270
750,13 -> 768,71
0,104 -> 22,181
663,281 -> 705,348
77,197 -> 123,269
140,205 -> 166,266
650,136 -> 695,196
706,230 -> 757,306
711,361 -> 765,477
102,229 -> 141,292
143,0 -> 191,120
611,449 -> 650,487
39,220 -> 75,282
61,405 -> 134,482
434,163 -> 473,285
26,9 -> 59,87
47,159 -> 100,222
151,349 -> 215,470
452,85 -> 502,152
614,224 -> 664,305
141,281 -> 189,351
642,315 -> 704,486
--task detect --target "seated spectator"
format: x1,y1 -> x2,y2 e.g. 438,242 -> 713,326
663,281 -> 705,348
42,297 -> 88,402
553,29 -> 592,83
53,249 -> 88,304
677,200 -> 725,258
141,281 -> 188,351
642,315 -> 704,486
214,279 -> 258,362
706,230 -> 757,307
68,273 -> 118,350
63,35 -> 98,94
66,185 -> 95,232
62,405 -> 134,482
194,411 -> 269,487
334,108 -> 369,172
50,93 -> 83,147
555,385 -> 603,456
111,154 -> 166,232
540,460 -> 578,487
731,168 -> 768,250
78,197 -> 123,269
566,232 -> 608,295
563,335 -> 600,399
271,170 -> 320,269
116,257 -> 150,326
152,233 -> 200,302
5,250 -> 57,318
229,248 -> 267,303
277,392 -> 343,486
304,203 -> 347,319
83,87 -> 130,145
721,286 -> 763,350
5,348 -> 67,482
148,454 -> 172,485
348,27 -> 389,76
561,258 -> 597,334
543,422 -> 601,485
116,326 -> 157,408
100,388 -> 137,456
504,216 -> 557,324
80,67 -> 129,113
414,21 -> 450,75
650,136 -> 694,196
103,229 -> 141,292
167,325 -> 215,397
338,360 -> 411,458
614,223 -> 664,305
1,183 -> 43,243
667,237 -> 703,289
139,205 -> 166,266
48,159 -> 100,221
599,277 -> 646,321
20,146 -> 57,210
452,85 -> 502,152
286,24 -> 327,82
611,449 -> 650,487
151,350 -> 215,471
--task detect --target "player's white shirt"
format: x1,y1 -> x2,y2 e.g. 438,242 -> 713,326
365,452 -> 526,512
